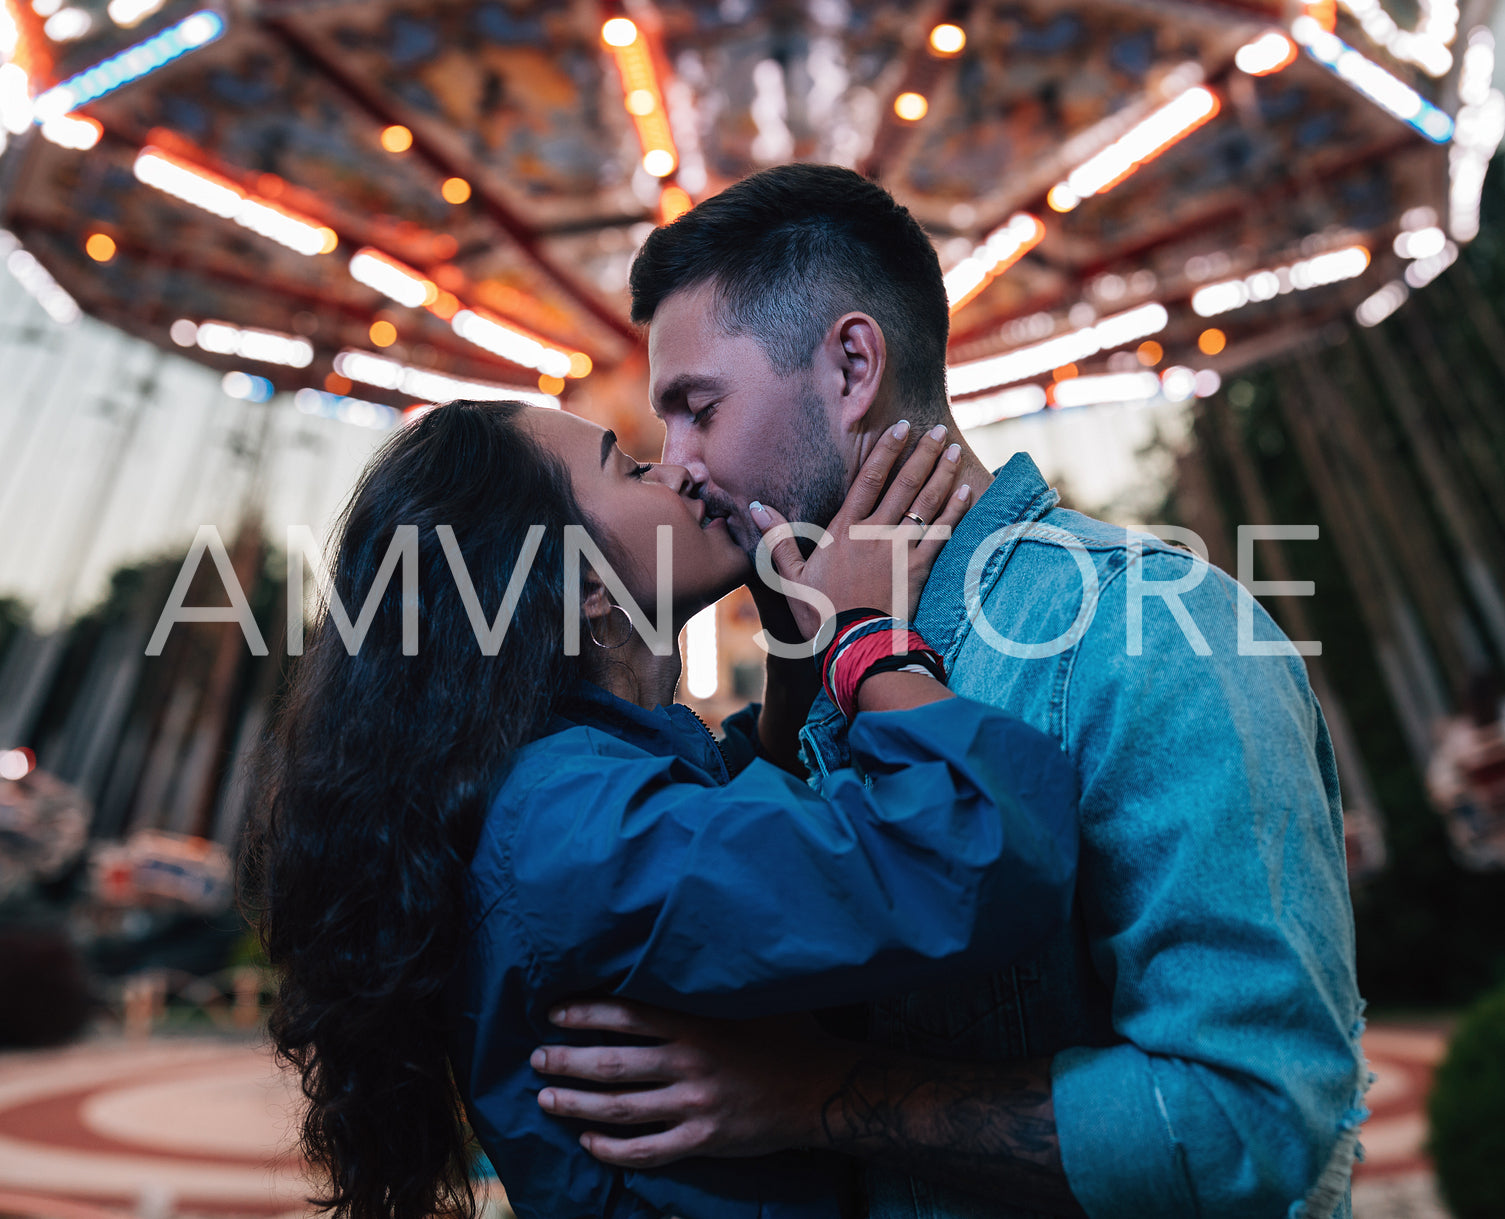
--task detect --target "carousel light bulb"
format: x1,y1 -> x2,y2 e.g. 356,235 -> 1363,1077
602,17 -> 638,47
380,124 -> 412,153
642,147 -> 676,177
43,8 -> 93,42
1235,31 -> 1298,75
894,91 -> 929,121
39,112 -> 102,149
349,249 -> 436,309
929,23 -> 966,55
333,349 -> 562,409
452,309 -> 574,378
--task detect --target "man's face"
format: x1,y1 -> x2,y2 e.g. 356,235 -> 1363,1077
648,282 -> 847,559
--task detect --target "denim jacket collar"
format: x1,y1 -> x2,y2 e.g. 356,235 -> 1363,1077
913,451 -> 1059,660
797,451 -> 1057,779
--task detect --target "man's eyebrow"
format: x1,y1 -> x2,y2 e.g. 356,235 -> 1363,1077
652,373 -> 724,411
599,429 -> 616,468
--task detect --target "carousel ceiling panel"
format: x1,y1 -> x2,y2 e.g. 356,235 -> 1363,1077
0,0 -> 1492,415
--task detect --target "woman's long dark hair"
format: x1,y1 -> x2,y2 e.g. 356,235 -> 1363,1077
242,401 -> 591,1219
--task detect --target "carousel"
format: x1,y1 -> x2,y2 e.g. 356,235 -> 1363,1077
2,0 -> 1505,885
0,0 -> 1498,449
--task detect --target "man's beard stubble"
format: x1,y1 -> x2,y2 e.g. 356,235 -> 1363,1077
722,381 -> 846,562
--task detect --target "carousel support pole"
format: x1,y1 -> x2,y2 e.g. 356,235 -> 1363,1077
1280,357 -> 1450,746
1201,389 -> 1391,831
1423,274 -> 1505,467
1446,257 -> 1505,390
1396,308 -> 1505,545
0,341 -> 158,754
1354,325 -> 1505,662
1170,430 -> 1236,574
1298,345 -> 1477,695
169,392 -> 277,842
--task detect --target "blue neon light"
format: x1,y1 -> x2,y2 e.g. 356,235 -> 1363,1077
32,10 -> 224,120
1299,29 -> 1454,144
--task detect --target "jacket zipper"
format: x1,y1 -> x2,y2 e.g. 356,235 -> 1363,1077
685,706 -> 730,780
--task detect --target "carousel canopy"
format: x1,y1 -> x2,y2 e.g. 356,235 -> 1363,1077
0,0 -> 1499,425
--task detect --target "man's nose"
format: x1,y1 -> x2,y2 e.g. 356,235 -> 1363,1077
660,430 -> 708,491
652,462 -> 695,495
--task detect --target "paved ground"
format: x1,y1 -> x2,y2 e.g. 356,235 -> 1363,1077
1351,1021 -> 1455,1219
0,1020 -> 1459,1218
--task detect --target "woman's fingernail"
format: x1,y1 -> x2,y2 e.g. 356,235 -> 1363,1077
749,500 -> 770,525
530,1049 -> 547,1070
945,443 -> 961,462
929,424 -> 947,441
892,420 -> 910,439
957,484 -> 971,501
538,1088 -> 555,1109
549,1007 -> 569,1024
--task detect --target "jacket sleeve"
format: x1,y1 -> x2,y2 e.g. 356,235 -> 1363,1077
1049,552 -> 1369,1219
501,696 -> 1077,1019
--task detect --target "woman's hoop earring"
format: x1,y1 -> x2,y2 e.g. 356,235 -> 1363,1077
588,604 -> 635,649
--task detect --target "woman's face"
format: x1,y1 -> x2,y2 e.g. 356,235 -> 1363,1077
522,406 -> 752,619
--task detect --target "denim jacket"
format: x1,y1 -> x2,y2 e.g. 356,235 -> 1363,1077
452,680 -> 1079,1219
798,454 -> 1369,1219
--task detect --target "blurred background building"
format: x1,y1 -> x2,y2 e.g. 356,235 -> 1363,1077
1,0 -> 1504,1216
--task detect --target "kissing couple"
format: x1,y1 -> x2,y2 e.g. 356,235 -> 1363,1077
245,165 -> 1368,1219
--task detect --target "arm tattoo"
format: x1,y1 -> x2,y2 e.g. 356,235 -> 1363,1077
818,1054 -> 1087,1216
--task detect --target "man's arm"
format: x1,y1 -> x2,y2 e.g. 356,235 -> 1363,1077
816,1051 -> 1085,1215
534,1000 -> 1085,1215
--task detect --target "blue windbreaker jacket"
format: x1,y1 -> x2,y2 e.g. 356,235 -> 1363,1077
450,680 -> 1078,1219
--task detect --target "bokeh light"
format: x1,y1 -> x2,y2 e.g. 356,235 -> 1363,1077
601,17 -> 637,47
1198,328 -> 1227,355
642,148 -> 676,177
893,92 -> 928,121
369,319 -> 398,347
929,24 -> 966,55
441,176 -> 471,204
379,124 -> 412,153
85,232 -> 116,261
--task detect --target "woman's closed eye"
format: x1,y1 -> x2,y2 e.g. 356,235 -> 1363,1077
629,462 -> 652,479
690,403 -> 717,428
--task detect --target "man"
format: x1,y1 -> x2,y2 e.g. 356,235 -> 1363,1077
531,164 -> 1369,1218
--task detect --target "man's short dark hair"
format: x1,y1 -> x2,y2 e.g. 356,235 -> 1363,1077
629,164 -> 950,419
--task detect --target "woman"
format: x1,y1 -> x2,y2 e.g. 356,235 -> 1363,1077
244,400 -> 1076,1219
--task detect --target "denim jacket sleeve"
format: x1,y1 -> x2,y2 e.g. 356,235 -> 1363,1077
1048,551 -> 1368,1219
503,697 -> 1078,1018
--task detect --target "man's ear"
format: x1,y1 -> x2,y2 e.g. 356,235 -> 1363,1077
824,312 -> 886,430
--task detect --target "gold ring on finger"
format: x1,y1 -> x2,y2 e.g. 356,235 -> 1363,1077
902,511 -> 926,528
